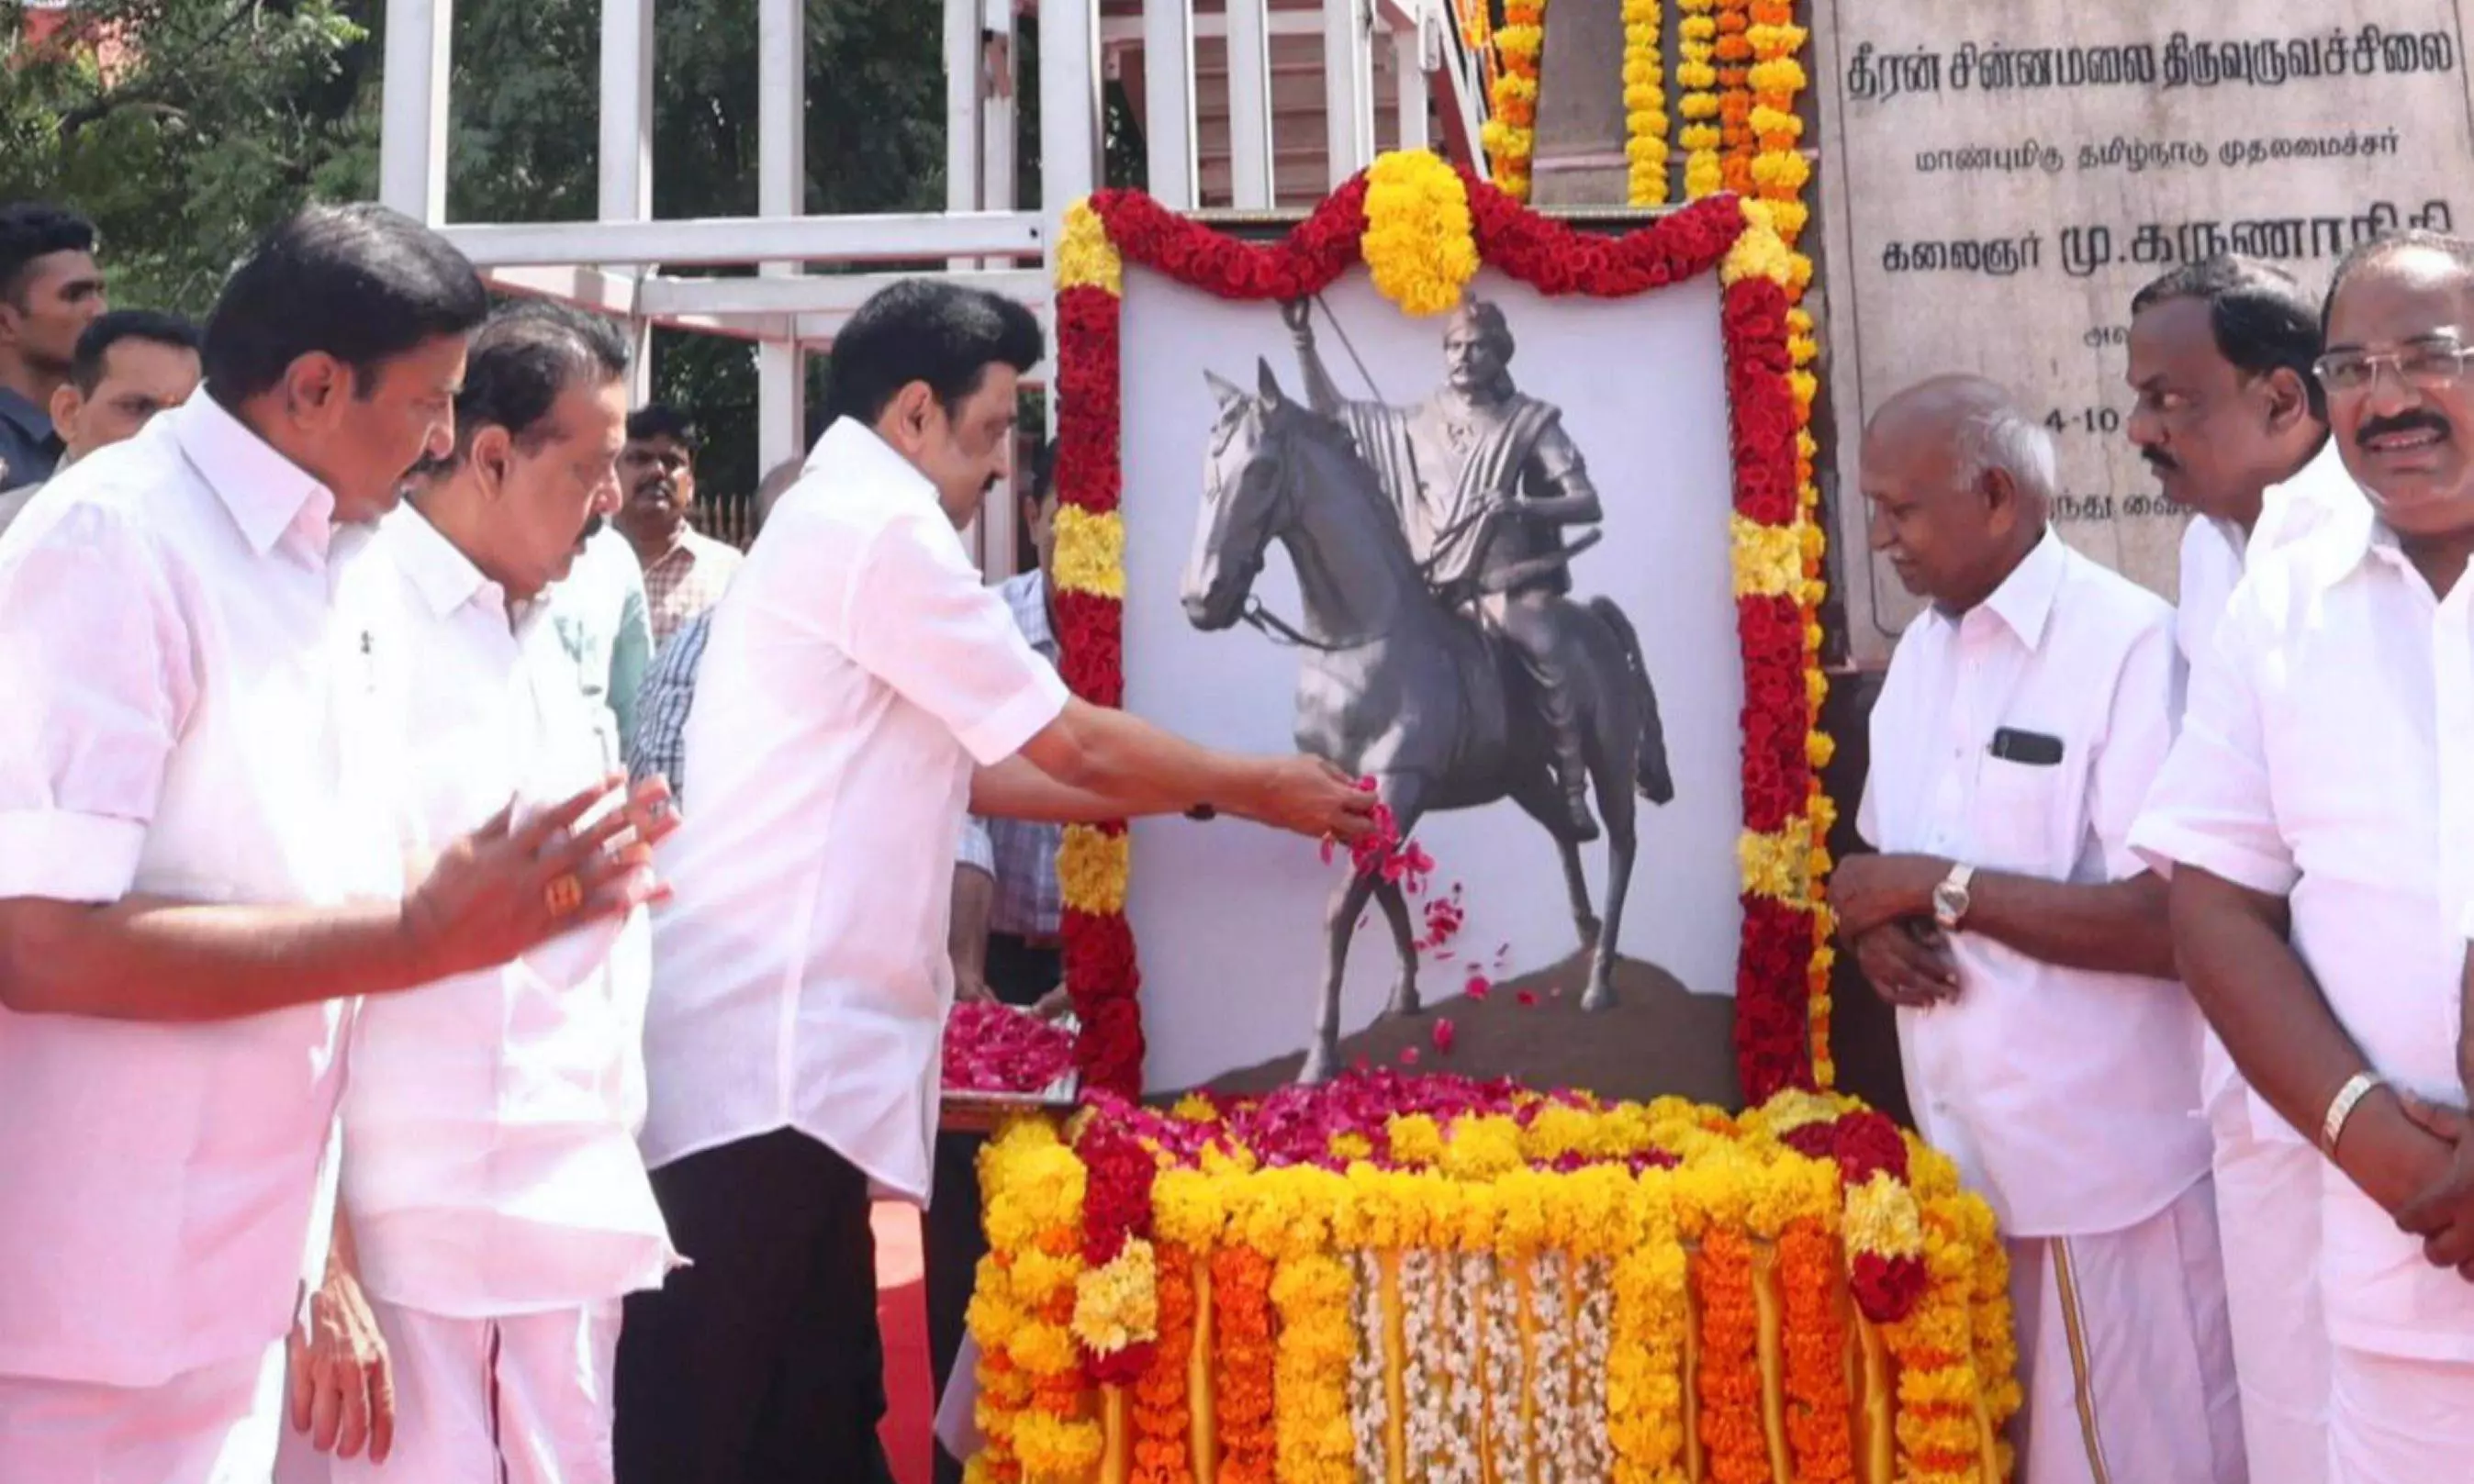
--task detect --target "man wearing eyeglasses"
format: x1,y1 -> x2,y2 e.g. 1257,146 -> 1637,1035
2121,254 -> 2352,1484
2133,229 -> 2474,1479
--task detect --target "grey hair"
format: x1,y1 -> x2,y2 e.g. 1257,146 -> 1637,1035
1950,401 -> 2058,500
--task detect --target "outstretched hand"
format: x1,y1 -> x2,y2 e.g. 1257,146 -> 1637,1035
1244,756 -> 1380,842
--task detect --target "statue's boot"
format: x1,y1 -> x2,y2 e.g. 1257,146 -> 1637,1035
1538,679 -> 1599,842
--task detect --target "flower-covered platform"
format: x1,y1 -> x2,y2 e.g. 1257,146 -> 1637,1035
965,1075 -> 2021,1484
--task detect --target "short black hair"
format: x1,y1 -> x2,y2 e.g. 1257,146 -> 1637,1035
823,279 -> 1044,427
0,203 -> 96,306
446,301 -> 630,462
69,309 -> 200,396
625,403 -> 700,450
2323,229 -> 2474,340
2131,255 -> 2325,419
202,203 -> 488,404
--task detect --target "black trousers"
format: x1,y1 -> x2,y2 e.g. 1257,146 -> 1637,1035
615,1128 -> 895,1484
927,932 -> 1062,1484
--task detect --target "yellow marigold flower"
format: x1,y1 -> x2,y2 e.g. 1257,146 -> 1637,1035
1843,1171 -> 1926,1259
1054,198 -> 1123,297
1360,151 -> 1481,317
1049,505 -> 1125,599
1012,1412 -> 1104,1479
1056,823 -> 1129,915
1730,513 -> 1804,597
1069,1237 -> 1159,1354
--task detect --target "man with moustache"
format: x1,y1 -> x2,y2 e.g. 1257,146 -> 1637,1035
276,302 -> 680,1484
0,308 -> 202,539
616,280 -> 1376,1481
614,404 -> 741,647
2132,230 -> 2474,1478
2123,253 -> 2344,1482
1837,375 -> 2235,1484
0,205 -> 654,1481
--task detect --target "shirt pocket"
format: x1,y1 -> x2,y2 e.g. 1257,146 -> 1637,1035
1966,753 -> 2071,876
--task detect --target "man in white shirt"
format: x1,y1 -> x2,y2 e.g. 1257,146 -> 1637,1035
614,279 -> 1377,1481
0,206 -> 657,1482
1834,375 -> 2238,1484
278,303 -> 680,1484
2125,253 -> 2337,1483
2134,230 -> 2474,1481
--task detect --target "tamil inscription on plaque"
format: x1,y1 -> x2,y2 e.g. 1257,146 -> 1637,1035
1810,2 -> 2474,658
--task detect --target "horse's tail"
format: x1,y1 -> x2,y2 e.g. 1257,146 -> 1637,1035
1589,597 -> 1675,805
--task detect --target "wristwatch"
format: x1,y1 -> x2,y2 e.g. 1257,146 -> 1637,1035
1931,864 -> 1976,932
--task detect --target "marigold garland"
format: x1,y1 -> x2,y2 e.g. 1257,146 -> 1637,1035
1211,1244 -> 1279,1484
1694,1227 -> 1769,1484
1621,0 -> 1670,206
1480,0 -> 1548,199
970,1088 -> 2014,1482
1713,0 -> 1755,195
1132,1244 -> 1199,1484
1778,1219 -> 1854,1483
1675,0 -> 1721,199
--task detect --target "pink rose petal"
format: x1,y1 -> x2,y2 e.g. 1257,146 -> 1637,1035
1432,1021 -> 1457,1054
1464,974 -> 1491,1000
1398,1045 -> 1422,1066
1516,990 -> 1539,1007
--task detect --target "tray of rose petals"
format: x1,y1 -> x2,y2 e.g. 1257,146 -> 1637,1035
939,1002 -> 1080,1131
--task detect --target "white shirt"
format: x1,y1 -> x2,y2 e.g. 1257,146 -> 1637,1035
339,508 -> 673,1318
643,419 -> 1069,1200
2133,496 -> 2474,1361
0,398 -> 402,1385
2170,439 -> 2358,1137
1858,530 -> 2208,1238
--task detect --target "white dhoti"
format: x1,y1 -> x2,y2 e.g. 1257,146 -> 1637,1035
2325,1348 -> 2474,1482
2008,1178 -> 2245,1484
275,1299 -> 621,1484
0,1340 -> 286,1484
2209,1078 -> 2329,1484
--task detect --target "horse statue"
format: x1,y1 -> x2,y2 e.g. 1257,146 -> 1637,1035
1183,360 -> 1674,1083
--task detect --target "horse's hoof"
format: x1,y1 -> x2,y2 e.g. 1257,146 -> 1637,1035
1298,1046 -> 1337,1085
1385,989 -> 1424,1019
1579,984 -> 1614,1011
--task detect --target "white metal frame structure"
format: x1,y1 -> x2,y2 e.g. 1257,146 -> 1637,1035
377,0 -> 1485,569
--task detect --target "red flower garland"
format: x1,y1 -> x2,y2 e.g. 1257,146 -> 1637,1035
1056,172 -> 1826,1104
1075,1116 -> 1161,1382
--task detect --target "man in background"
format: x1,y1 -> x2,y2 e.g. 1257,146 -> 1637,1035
0,202 -> 107,492
282,301 -> 678,1484
2123,253 -> 2340,1484
628,455 -> 805,803
931,441 -> 1068,1484
0,308 -> 200,538
615,403 -> 742,646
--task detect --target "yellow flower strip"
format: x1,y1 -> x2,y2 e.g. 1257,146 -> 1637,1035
1621,0 -> 1670,206
1360,151 -> 1482,318
1481,0 -> 1550,197
1676,0 -> 1721,198
1057,199 -> 1125,297
1051,505 -> 1126,600
1058,825 -> 1131,916
974,1120 -> 1097,1483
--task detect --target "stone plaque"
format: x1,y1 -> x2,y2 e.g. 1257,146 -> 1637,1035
1811,2 -> 2474,661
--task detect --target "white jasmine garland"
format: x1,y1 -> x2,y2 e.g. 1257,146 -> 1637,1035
1528,1251 -> 1579,1483
1480,1255 -> 1529,1482
1348,1250 -> 1391,1484
1573,1255 -> 1615,1481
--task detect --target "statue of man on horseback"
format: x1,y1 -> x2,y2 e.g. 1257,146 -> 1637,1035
1282,297 -> 1608,841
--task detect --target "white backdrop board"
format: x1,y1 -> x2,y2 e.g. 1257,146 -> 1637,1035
1114,263 -> 1744,1091
1811,0 -> 2474,663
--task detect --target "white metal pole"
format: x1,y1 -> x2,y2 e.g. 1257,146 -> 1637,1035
1224,0 -> 1274,207
1140,0 -> 1197,208
377,0 -> 453,221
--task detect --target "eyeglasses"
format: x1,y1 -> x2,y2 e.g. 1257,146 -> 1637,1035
2314,343 -> 2474,394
